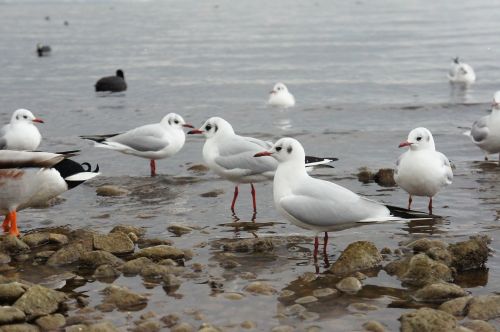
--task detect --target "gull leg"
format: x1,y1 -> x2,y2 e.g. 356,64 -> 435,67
485,155 -> 489,161
230,186 -> 239,212
8,211 -> 19,237
250,184 -> 257,213
408,195 -> 412,210
323,232 -> 329,256
313,236 -> 319,258
150,160 -> 156,177
428,197 -> 433,215
2,214 -> 10,233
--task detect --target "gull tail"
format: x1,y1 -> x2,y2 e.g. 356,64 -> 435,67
305,155 -> 338,169
357,205 -> 435,224
463,130 -> 471,137
80,133 -> 120,143
53,159 -> 100,189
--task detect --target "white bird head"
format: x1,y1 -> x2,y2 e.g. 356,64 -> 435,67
270,82 -> 289,95
492,91 -> 500,109
187,117 -> 234,139
254,137 -> 305,164
10,109 -> 44,125
399,127 -> 435,151
161,113 -> 193,129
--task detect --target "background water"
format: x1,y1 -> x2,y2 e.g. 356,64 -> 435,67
1,0 -> 500,331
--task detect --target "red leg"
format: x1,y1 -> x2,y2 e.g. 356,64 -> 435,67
250,183 -> 257,213
313,236 -> 319,258
230,186 -> 239,212
323,232 -> 329,256
150,160 -> 156,177
2,214 -> 10,233
408,195 -> 412,210
8,211 -> 18,237
428,197 -> 433,215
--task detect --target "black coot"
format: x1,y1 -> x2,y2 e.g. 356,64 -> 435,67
94,70 -> 127,92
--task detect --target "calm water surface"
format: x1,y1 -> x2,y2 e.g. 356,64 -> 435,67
1,0 -> 500,330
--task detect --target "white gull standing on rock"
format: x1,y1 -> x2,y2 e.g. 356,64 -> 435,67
188,118 -> 336,214
254,137 -> 401,258
0,150 -> 99,236
80,113 -> 193,177
268,82 -> 295,108
448,57 -> 476,85
395,127 -> 453,214
0,109 -> 44,151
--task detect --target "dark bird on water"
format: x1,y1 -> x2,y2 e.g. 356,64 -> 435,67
36,43 -> 51,57
94,70 -> 127,93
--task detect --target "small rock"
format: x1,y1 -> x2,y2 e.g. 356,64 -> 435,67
438,296 -> 473,316
221,238 -> 274,253
200,189 -> 224,197
46,243 -> 86,266
132,320 -> 160,332
299,311 -> 320,321
0,236 -> 30,254
329,241 -> 382,275
102,285 -> 148,311
191,263 -> 203,272
137,238 -> 172,248
140,263 -> 174,279
80,251 -> 124,268
110,225 -> 145,237
407,238 -> 447,253
278,290 -> 295,299
140,311 -> 156,320
128,232 -> 139,243
65,324 -> 88,332
295,296 -> 318,304
467,295 -> 500,320
336,277 -> 362,294
133,245 -> 184,261
312,288 -> 338,298
414,282 -> 467,303
96,185 -> 129,197
48,233 -> 68,246
170,323 -> 194,332
13,285 -> 66,319
220,260 -> 240,269
167,224 -> 193,236
380,247 -> 392,255
0,253 -> 11,264
240,321 -> 257,329
160,314 -> 180,328
187,164 -> 209,173
285,304 -> 307,315
198,324 -> 221,332
462,320 -> 497,332
373,168 -> 396,187
0,323 -> 40,332
401,254 -> 452,287
399,307 -> 458,332
34,313 -> 65,330
427,247 -> 452,265
0,283 -> 28,304
0,306 -> 26,324
120,257 -> 153,275
357,167 -> 373,183
223,293 -> 244,300
88,322 -> 119,332
244,281 -> 277,295
271,326 -> 294,332
93,264 -> 121,280
354,271 -> 368,280
349,303 -> 378,311
363,320 -> 386,332
34,251 -> 54,260
162,274 -> 182,289
21,233 -> 49,247
449,236 -> 490,271
93,232 -> 134,254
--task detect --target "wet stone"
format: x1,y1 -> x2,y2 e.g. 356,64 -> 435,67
336,277 -> 362,294
0,283 -> 29,304
414,282 -> 468,303
407,238 -> 447,253
449,236 -> 490,272
34,313 -> 65,331
467,295 -> 500,320
0,236 -> 30,254
401,253 -> 452,287
48,233 -> 68,246
462,320 -> 497,332
299,311 -> 320,321
88,322 -> 119,332
46,243 -> 86,266
0,306 -> 26,324
96,185 -> 129,197
399,307 -> 458,332
285,304 -> 307,316
349,303 -> 379,311
128,232 -> 139,243
167,224 -> 193,236
133,245 -> 185,261
221,238 -> 274,253
93,232 -> 134,254
80,250 -> 124,268
110,225 -> 146,238
160,314 -> 180,328
438,296 -> 473,317
139,263 -> 174,279
0,253 -> 11,264
380,247 -> 392,255
0,323 -> 40,332
295,296 -> 318,304
137,238 -> 173,248
170,323 -> 194,332
312,288 -> 338,298
244,281 -> 277,295
223,293 -> 244,300
220,259 -> 240,269
93,264 -> 121,280
120,257 -> 153,275
132,320 -> 160,332
102,285 -> 148,311
373,168 -> 396,186
65,324 -> 88,332
240,321 -> 257,329
34,251 -> 54,260
363,320 -> 386,332
13,285 -> 66,319
271,326 -> 294,332
21,233 -> 49,248
162,274 -> 182,289
329,241 -> 382,276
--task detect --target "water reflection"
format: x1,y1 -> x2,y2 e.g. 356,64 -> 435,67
449,83 -> 472,104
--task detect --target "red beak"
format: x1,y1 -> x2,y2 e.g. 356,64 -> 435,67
492,101 -> 499,107
32,118 -> 44,123
254,151 -> 273,157
398,141 -> 412,148
187,129 -> 203,135
182,124 -> 194,128
269,90 -> 276,95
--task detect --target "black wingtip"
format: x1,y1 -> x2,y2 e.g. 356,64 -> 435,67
453,57 -> 460,64
385,205 -> 438,219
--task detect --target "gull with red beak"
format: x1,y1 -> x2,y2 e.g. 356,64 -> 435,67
0,109 -> 44,151
268,82 -> 295,108
394,127 -> 453,214
188,117 -> 336,215
81,113 -> 193,177
254,137 -> 403,259
466,91 -> 500,162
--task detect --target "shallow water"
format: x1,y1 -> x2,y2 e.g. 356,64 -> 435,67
2,0 -> 500,330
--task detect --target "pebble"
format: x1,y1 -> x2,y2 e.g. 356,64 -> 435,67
299,311 -> 320,321
93,264 -> 121,280
312,288 -> 338,298
133,245 -> 185,261
0,306 -> 26,324
462,320 -> 497,332
271,326 -> 294,332
438,296 -> 472,316
101,285 -> 148,311
0,323 -> 40,332
399,307 -> 458,332
295,296 -> 318,304
467,295 -> 500,320
336,277 -> 362,294
93,232 -> 135,254
329,241 -> 382,275
80,250 -> 124,268
413,282 -> 467,302
349,303 -> 379,311
13,285 -> 67,319
95,185 -> 129,197
167,224 -> 193,236
223,293 -> 245,300
240,321 -> 257,329
160,314 -> 180,328
362,320 -> 386,332
279,290 -> 295,299
244,281 -> 277,295
285,304 -> 307,315
120,257 -> 153,275
132,320 -> 161,332
34,313 -> 65,330
110,225 -> 146,237
170,323 -> 194,332
0,283 -> 28,303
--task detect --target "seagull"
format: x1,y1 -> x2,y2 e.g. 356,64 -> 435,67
95,69 -> 127,92
188,118 -> 336,214
80,113 -> 193,177
466,91 -> 500,162
0,109 -> 44,151
448,57 -> 476,84
268,82 -> 295,108
36,43 -> 51,57
394,127 -> 453,214
0,150 -> 100,236
254,137 -> 401,258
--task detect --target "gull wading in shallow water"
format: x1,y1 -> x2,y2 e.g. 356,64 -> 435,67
395,127 -> 453,214
0,150 -> 99,236
465,91 -> 500,162
268,82 -> 295,108
188,118 -> 336,215
0,109 -> 44,151
80,113 -> 193,177
254,137 -> 413,258
448,57 -> 476,85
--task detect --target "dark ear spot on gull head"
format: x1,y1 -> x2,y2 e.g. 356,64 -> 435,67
287,146 -> 293,154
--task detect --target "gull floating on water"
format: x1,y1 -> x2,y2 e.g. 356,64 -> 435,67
395,127 -> 453,214
268,82 -> 295,108
0,109 -> 44,151
465,91 -> 500,162
95,69 -> 127,93
448,57 -> 476,85
0,150 -> 99,236
81,113 -> 193,177
188,118 -> 336,214
254,137 -> 401,257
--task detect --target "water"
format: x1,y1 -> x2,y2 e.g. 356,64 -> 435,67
2,0 -> 500,330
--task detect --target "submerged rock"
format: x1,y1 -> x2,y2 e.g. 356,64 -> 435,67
0,236 -> 30,254
167,224 -> 193,236
462,320 -> 497,332
362,320 -> 386,332
0,283 -> 29,304
467,295 -> 500,320
34,313 -> 65,330
407,238 -> 447,253
373,168 -> 396,187
96,185 -> 129,197
110,225 -> 146,238
336,277 -> 362,294
80,251 -> 124,268
46,243 -> 86,266
170,323 -> 194,332
438,296 -> 473,317
449,236 -> 490,271
133,245 -> 185,261
244,282 -> 277,295
220,238 -> 274,253
93,232 -> 134,254
120,257 -> 153,275
132,320 -> 161,332
13,285 -> 66,319
87,322 -> 119,332
102,285 -> 148,311
413,282 -> 467,303
401,254 -> 452,287
93,264 -> 121,280
21,233 -> 50,248
0,323 -> 40,332
399,307 -> 458,332
0,306 -> 26,324
329,241 -> 382,276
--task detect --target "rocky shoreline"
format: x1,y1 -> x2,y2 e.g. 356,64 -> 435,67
0,225 -> 496,331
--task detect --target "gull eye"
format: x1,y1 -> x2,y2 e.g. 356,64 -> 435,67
205,124 -> 212,131
275,146 -> 282,152
23,115 -> 28,119
416,136 -> 422,141
174,120 -> 179,124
